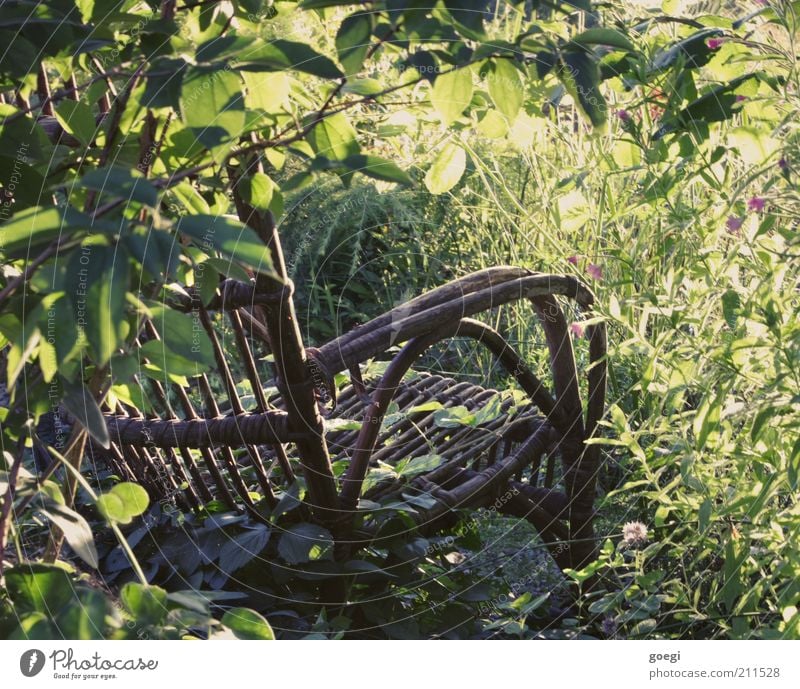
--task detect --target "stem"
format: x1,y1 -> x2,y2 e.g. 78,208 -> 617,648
0,437 -> 26,577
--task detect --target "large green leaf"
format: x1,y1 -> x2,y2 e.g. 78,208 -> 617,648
256,40 -> 343,78
221,608 -> 275,640
176,214 -> 277,275
395,453 -> 446,479
431,66 -> 473,126
655,73 -> 762,139
307,112 -> 359,161
79,167 -> 158,207
56,589 -> 107,640
66,243 -> 129,367
488,59 -> 524,120
219,525 -> 271,574
97,482 -> 149,525
569,28 -> 635,53
239,172 -> 275,211
278,523 -> 334,564
120,583 -> 168,626
225,38 -> 344,79
181,67 -> 246,151
559,51 -> 607,128
54,100 -> 96,147
651,28 -> 725,72
0,206 -> 93,256
424,142 -> 466,194
5,564 -> 75,614
41,502 -> 99,569
336,11 -> 372,76
147,302 -> 215,367
342,155 -> 413,185
444,0 -> 486,39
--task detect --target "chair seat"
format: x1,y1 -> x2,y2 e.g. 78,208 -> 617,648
320,372 -> 551,502
100,371 -> 554,513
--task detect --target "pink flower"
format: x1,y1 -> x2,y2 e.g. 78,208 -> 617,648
567,255 -> 579,265
779,157 -> 789,171
707,37 -> 724,50
747,196 -> 766,212
616,109 -> 631,122
735,95 -> 747,103
726,216 -> 743,234
569,323 -> 585,338
586,263 -> 603,281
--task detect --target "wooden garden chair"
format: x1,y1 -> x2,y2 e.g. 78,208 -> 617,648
99,187 -> 607,576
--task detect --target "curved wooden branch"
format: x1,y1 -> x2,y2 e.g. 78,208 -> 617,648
328,266 -> 531,353
316,273 -> 594,374
339,325 -> 460,511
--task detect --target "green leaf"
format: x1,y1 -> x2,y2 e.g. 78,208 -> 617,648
1,206 -> 65,255
203,257 -> 251,283
433,404 -> 475,428
76,0 -> 95,23
431,67 -> 473,126
656,73 -> 761,139
343,77 -> 383,96
242,71 -> 290,113
10,612 -> 57,639
240,172 -> 275,211
424,143 -> 466,195
651,28 -> 724,72
342,155 -> 413,185
395,453 -> 446,479
698,498 -> 712,534
109,482 -> 150,520
222,608 -> 275,640
236,39 -> 344,79
5,564 -> 74,614
569,28 -> 635,53
147,299 -> 219,366
176,214 -> 277,275
66,244 -> 129,367
693,392 -> 722,450
181,67 -> 246,152
408,400 -> 444,413
488,59 -> 524,120
79,167 -> 158,207
721,289 -> 740,329
0,155 -> 46,210
96,492 -> 127,523
56,589 -> 107,640
120,583 -> 168,626
559,51 -> 607,128
219,525 -> 271,573
278,523 -> 334,564
336,11 -> 371,76
307,112 -> 359,161
444,0 -> 485,39
54,100 -> 96,147
61,379 -> 110,449
41,503 -> 99,569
